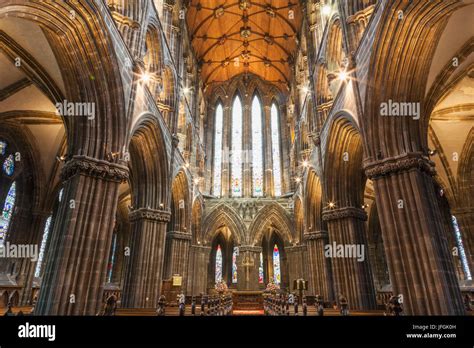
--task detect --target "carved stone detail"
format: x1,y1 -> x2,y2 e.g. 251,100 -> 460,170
167,231 -> 192,240
303,230 -> 328,240
322,207 -> 367,222
364,153 -> 436,179
129,207 -> 171,223
61,155 -> 129,183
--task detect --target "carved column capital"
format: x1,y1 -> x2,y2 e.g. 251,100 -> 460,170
167,231 -> 192,240
60,155 -> 129,183
322,207 -> 367,222
364,153 -> 436,180
304,230 -> 329,241
129,207 -> 171,223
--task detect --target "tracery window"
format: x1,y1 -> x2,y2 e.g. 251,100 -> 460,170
34,216 -> 52,278
271,103 -> 282,196
232,246 -> 238,283
107,233 -> 118,283
259,251 -> 264,283
0,140 -> 6,155
452,215 -> 472,280
273,244 -> 281,285
251,96 -> 264,197
0,182 -> 16,245
231,96 -> 243,197
3,154 -> 14,176
213,103 -> 224,196
215,244 -> 223,283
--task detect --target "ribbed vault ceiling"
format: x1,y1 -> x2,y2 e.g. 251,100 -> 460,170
186,0 -> 302,89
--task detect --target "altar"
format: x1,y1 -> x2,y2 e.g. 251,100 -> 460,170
232,291 -> 263,311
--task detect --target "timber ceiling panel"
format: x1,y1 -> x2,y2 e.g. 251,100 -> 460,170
186,0 -> 302,89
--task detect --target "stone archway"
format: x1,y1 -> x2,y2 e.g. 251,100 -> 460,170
122,115 -> 170,308
322,112 -> 376,310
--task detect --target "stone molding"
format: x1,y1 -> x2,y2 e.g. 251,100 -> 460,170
303,230 -> 329,240
238,245 -> 262,253
167,231 -> 192,240
61,155 -> 129,183
322,207 -> 367,222
285,245 -> 306,252
129,207 -> 171,223
364,153 -> 436,179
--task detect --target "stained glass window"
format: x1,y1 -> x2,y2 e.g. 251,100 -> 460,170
231,96 -> 243,197
0,140 -> 6,155
3,154 -> 15,176
215,244 -> 223,283
34,216 -> 52,278
273,244 -> 281,285
452,215 -> 472,280
107,233 -> 118,283
0,182 -> 16,245
259,252 -> 264,283
251,96 -> 264,197
271,103 -> 282,196
213,103 -> 224,197
232,246 -> 238,283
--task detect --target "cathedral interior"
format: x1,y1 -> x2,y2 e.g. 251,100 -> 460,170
0,0 -> 473,317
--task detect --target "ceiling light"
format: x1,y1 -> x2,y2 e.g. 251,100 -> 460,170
194,178 -> 200,185
302,160 -> 309,168
338,70 -> 348,81
322,5 -> 331,16
140,72 -> 151,84
183,87 -> 190,94
328,202 -> 336,208
302,86 -> 309,94
295,177 -> 301,183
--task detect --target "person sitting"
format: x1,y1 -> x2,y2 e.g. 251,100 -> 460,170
464,294 -> 472,311
338,294 -> 349,316
102,295 -> 117,316
156,295 -> 166,316
178,292 -> 186,316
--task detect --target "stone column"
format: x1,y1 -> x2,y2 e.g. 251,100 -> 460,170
121,207 -> 170,308
322,207 -> 376,310
35,156 -> 128,315
285,245 -> 306,291
163,231 -> 192,286
263,105 -> 274,196
304,230 -> 334,301
237,245 -> 261,291
187,244 -> 211,296
365,154 -> 465,314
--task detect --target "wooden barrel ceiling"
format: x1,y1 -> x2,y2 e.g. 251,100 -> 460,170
186,0 -> 302,90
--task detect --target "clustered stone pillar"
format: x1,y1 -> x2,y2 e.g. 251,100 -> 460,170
323,207 -> 376,310
187,244 -> 211,296
365,154 -> 465,315
304,230 -> 334,301
285,245 -> 306,291
36,156 -> 128,315
122,207 -> 171,308
236,245 -> 261,291
163,231 -> 192,284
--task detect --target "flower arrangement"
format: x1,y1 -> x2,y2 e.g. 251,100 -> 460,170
265,281 -> 280,293
215,280 -> 228,293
